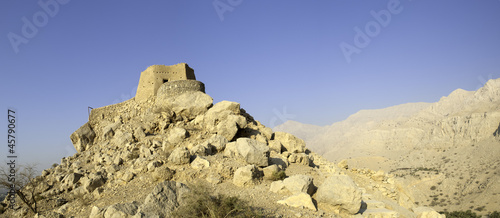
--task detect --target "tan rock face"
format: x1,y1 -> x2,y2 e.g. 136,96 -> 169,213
70,122 -> 96,152
233,165 -> 263,187
316,175 -> 362,214
273,132 -> 306,153
235,138 -> 270,167
277,193 -> 317,211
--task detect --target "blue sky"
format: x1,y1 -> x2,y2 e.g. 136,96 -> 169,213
1,0 -> 500,170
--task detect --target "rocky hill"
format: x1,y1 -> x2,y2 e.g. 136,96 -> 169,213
275,78 -> 500,215
0,64 -> 444,218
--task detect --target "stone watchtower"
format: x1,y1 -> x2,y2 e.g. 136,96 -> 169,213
135,63 -> 196,101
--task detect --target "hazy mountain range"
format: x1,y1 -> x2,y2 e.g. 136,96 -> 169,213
275,78 -> 500,213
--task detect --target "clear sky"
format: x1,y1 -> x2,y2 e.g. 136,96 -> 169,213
1,0 -> 500,171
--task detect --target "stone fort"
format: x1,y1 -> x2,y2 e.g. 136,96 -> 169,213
135,63 -> 200,101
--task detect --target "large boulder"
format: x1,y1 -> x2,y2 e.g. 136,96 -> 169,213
203,101 -> 247,141
102,122 -> 121,140
235,138 -> 269,167
70,122 -> 96,152
277,193 -> 317,211
167,127 -> 188,145
103,202 -> 140,218
288,153 -> 310,166
155,91 -> 213,120
191,156 -> 210,170
168,147 -> 191,165
205,100 -> 241,115
268,140 -> 283,153
283,174 -> 315,196
205,134 -> 228,153
273,132 -> 306,153
138,181 -> 190,217
233,165 -> 263,187
316,175 -> 362,214
82,174 -> 106,193
269,181 -> 288,194
215,115 -> 246,141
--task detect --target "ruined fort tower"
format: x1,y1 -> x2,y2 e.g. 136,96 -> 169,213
135,63 -> 197,101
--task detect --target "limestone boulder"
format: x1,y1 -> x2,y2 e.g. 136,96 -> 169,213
258,125 -> 273,141
235,138 -> 270,167
203,101 -> 247,141
206,100 -> 241,116
34,212 -> 64,218
283,174 -> 315,196
155,91 -> 213,120
269,153 -> 289,169
277,193 -> 317,211
371,170 -> 386,182
270,181 -> 288,194
215,115 -> 246,141
233,165 -> 263,187
70,122 -> 96,152
121,172 -> 135,182
273,132 -> 306,153
316,175 -> 362,214
268,140 -> 283,153
102,122 -> 120,140
288,153 -> 310,166
138,181 -> 190,217
190,143 -> 213,156
133,126 -> 146,141
152,166 -> 175,181
206,134 -> 228,152
223,142 -> 238,158
112,130 -> 134,146
191,156 -> 210,170
262,165 -> 280,180
103,202 -> 140,218
62,173 -> 83,188
168,147 -> 191,165
167,127 -> 188,145
82,174 -> 106,193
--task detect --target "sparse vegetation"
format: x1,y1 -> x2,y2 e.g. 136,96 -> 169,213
440,210 -> 480,218
442,210 -> 500,218
270,171 -> 286,181
0,163 -> 41,214
490,211 -> 500,218
474,206 -> 485,212
174,184 -> 264,218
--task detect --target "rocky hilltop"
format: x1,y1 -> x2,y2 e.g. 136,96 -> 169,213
1,64 -> 444,218
276,78 -> 500,215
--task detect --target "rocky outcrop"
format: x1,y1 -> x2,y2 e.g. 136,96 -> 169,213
0,65 -> 440,218
89,181 -> 190,218
168,147 -> 191,165
273,132 -> 306,153
70,123 -> 96,152
233,165 -> 263,187
283,174 -> 315,196
316,175 -> 362,214
155,91 -> 213,120
235,138 -> 269,167
277,193 -> 316,211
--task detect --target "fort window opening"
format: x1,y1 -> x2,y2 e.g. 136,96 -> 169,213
163,79 -> 169,83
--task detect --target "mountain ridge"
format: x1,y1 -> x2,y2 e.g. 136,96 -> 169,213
275,78 -> 500,214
